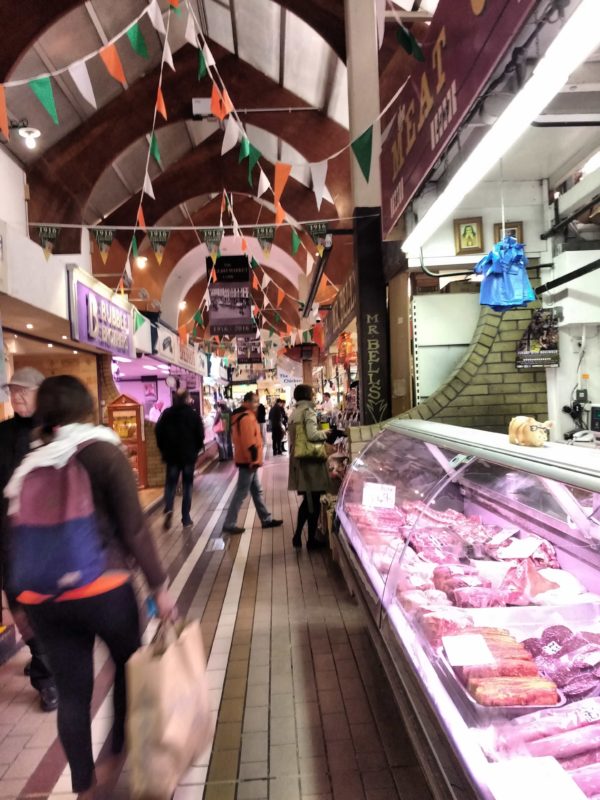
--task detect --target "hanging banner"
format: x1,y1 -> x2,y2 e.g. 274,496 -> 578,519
379,0 -> 538,239
254,225 -> 275,257
94,228 -> 114,264
237,335 -> 262,364
324,270 -> 358,350
516,309 -> 559,370
203,227 -> 223,252
148,229 -> 170,265
38,225 -> 59,260
306,222 -> 327,247
206,255 -> 254,336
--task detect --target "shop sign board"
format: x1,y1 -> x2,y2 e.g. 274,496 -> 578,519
196,349 -> 208,377
380,0 -> 538,239
71,276 -> 134,357
207,255 -> 254,336
324,270 -> 358,351
178,342 -> 196,371
154,323 -> 180,365
276,368 -> 301,386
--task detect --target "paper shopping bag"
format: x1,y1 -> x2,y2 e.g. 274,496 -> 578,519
126,620 -> 213,800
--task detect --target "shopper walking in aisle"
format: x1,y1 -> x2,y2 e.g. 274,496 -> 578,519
256,399 -> 267,448
155,388 -> 205,529
269,397 -> 287,455
222,392 -> 283,534
0,367 -> 57,712
288,384 -> 333,550
213,401 -> 231,462
4,376 -> 176,800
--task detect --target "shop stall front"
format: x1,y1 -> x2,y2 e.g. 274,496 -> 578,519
335,419 -> 600,800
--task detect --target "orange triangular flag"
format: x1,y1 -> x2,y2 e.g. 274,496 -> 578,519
241,238 -> 247,252
137,206 -> 146,230
277,287 -> 285,307
156,86 -> 167,120
273,162 -> 292,203
210,267 -> 217,283
178,324 -> 187,344
169,0 -> 179,7
252,274 -> 259,291
0,85 -> 8,141
118,278 -> 125,297
220,193 -> 226,214
210,83 -> 233,121
275,202 -> 285,225
221,89 -> 234,118
100,44 -> 127,88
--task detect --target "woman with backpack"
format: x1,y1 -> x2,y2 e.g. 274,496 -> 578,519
4,376 -> 176,800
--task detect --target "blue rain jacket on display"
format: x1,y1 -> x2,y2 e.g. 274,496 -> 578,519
474,236 -> 535,311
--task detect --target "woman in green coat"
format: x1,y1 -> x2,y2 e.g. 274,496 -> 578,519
287,384 -> 331,550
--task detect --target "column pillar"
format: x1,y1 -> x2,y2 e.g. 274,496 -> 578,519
388,271 -> 413,416
344,0 -> 391,424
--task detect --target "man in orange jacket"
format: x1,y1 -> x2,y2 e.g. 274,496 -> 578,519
222,392 -> 283,534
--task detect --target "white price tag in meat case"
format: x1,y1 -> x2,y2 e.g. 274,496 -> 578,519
362,482 -> 396,509
487,757 -> 586,800
442,634 -> 494,667
497,536 -> 542,560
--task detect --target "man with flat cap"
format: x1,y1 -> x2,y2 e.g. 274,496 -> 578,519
0,367 -> 57,711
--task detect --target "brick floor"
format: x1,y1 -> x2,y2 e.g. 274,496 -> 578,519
0,453 -> 432,800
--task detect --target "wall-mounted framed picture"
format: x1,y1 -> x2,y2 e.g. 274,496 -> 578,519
453,217 -> 484,255
493,221 -> 524,243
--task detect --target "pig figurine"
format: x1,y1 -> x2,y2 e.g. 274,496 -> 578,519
508,416 -> 553,447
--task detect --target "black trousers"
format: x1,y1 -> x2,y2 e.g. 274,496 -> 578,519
3,582 -> 54,691
272,429 -> 284,454
27,582 -> 140,792
295,492 -> 323,540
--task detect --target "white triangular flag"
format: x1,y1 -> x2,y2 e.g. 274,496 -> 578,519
143,173 -> 155,199
148,0 -> 166,35
323,185 -> 334,204
261,274 -> 270,290
221,117 -> 240,155
257,169 -> 270,198
376,0 -> 386,48
263,295 -> 270,308
255,326 -> 261,339
163,40 -> 175,71
68,61 -> 97,109
306,251 -> 315,277
184,10 -> 198,47
310,160 -> 328,211
203,44 -> 215,68
233,220 -> 240,238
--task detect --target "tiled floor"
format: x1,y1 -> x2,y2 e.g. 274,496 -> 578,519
0,453 -> 432,800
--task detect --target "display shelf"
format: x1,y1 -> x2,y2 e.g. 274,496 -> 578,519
335,420 -> 600,800
108,394 -> 148,489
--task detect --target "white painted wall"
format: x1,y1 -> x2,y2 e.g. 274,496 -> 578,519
0,149 -> 27,234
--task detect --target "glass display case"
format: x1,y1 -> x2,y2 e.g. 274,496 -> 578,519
336,419 -> 600,800
108,394 -> 147,489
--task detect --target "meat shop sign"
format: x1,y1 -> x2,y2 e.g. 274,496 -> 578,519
380,0 -> 538,239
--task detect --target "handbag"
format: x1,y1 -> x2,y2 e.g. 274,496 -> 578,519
213,418 -> 225,434
126,620 -> 213,800
293,410 -> 327,461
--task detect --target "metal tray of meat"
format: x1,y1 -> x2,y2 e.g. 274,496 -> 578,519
465,602 -> 600,641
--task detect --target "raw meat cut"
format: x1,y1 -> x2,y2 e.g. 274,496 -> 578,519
419,609 -> 473,645
527,721 -> 600,759
452,587 -> 505,608
570,764 -> 600,797
508,698 -> 600,743
561,749 -> 600,771
469,677 -> 558,707
459,659 -> 539,682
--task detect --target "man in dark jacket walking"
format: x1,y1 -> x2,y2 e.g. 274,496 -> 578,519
268,398 -> 287,455
0,367 -> 57,711
155,389 -> 205,530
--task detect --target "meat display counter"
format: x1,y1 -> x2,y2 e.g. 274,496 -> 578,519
335,419 -> 600,800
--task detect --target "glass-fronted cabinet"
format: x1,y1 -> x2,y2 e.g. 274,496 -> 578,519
108,394 -> 147,488
336,419 -> 600,800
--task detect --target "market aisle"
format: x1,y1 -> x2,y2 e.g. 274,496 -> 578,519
0,453 -> 431,800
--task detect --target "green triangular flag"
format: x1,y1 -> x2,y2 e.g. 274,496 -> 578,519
28,77 -> 58,125
303,331 -> 309,343
250,257 -> 260,270
396,25 -> 424,61
150,133 -> 162,166
132,235 -> 138,257
291,229 -> 301,255
198,49 -> 207,79
193,325 -> 198,337
127,23 -> 149,58
133,308 -> 145,332
351,126 -> 373,183
194,310 -> 204,325
238,137 -> 250,163
247,144 -> 261,187
275,312 -> 281,323
269,327 -> 274,338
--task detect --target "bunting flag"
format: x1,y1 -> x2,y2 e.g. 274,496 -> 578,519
148,0 -> 166,34
203,44 -> 216,68
221,116 -> 240,155
28,77 -> 59,124
375,0 -> 386,48
198,49 -> 207,80
38,225 -> 59,261
94,228 -> 114,264
118,278 -> 125,297
310,160 -> 328,211
210,266 -> 217,283
150,133 -> 162,166
316,244 -> 324,258
163,40 -> 175,71
250,257 -> 260,271
193,310 -> 204,326
276,288 -> 285,307
306,251 -> 315,277
156,85 -> 167,120
252,273 -> 259,291
396,24 -> 425,61
100,44 -> 127,88
131,234 -> 139,259
241,238 -> 248,252
273,162 -> 292,203
127,23 -> 149,58
148,229 -> 169,264
247,144 -> 261,186
178,325 -> 187,345
142,172 -> 155,199
210,84 -> 233,120
261,273 -> 270,291
134,308 -> 146,333
257,169 -> 270,198
68,61 -> 97,109
291,228 -> 301,255
0,85 -> 8,140
254,225 -> 274,258
351,125 -> 373,182
238,137 -> 250,162
137,206 -> 146,230
275,202 -> 285,225
184,10 -> 199,47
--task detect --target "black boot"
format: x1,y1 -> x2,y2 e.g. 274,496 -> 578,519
292,533 -> 302,549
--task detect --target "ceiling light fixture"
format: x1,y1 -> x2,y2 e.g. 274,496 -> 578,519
143,365 -> 158,371
178,301 -> 187,310
25,323 -> 33,330
581,150 -> 600,176
135,256 -> 148,269
18,127 -> 41,150
113,356 -> 132,363
402,0 -> 600,254
73,350 -> 78,354
62,335 -> 68,340
47,343 -> 53,348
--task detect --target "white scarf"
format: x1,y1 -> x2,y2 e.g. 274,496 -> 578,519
5,423 -> 122,513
